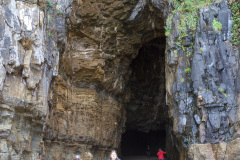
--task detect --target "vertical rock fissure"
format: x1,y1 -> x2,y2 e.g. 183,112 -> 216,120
124,37 -> 167,132
122,37 -> 171,157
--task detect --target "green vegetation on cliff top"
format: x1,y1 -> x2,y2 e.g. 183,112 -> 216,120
165,0 -> 240,47
229,0 -> 240,46
165,0 -> 213,39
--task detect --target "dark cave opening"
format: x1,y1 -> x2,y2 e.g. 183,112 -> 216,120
121,130 -> 166,157
121,37 -> 170,158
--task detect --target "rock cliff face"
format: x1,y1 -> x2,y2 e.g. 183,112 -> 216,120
0,0 -> 240,159
165,1 -> 240,159
0,0 -> 62,159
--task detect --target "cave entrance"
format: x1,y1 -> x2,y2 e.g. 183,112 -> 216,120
121,130 -> 166,156
121,37 -> 169,158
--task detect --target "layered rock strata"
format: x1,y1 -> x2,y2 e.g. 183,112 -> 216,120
0,0 -> 69,159
0,0 -> 240,160
44,76 -> 125,159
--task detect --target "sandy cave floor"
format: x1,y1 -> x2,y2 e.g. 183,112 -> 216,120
122,156 -> 167,160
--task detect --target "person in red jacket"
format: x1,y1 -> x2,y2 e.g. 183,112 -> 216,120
157,148 -> 166,160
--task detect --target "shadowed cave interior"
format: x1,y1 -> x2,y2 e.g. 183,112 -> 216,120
121,37 -> 170,158
121,130 -> 166,157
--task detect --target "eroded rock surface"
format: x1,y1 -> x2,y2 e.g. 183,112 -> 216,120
188,138 -> 240,160
1,0 -> 240,160
44,76 -> 125,159
166,1 -> 240,159
0,0 -> 68,159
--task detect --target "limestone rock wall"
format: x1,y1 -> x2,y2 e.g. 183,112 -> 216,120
64,0 -> 167,94
48,0 -> 167,158
165,1 -> 240,159
0,0 -> 168,159
188,138 -> 240,160
1,0 -> 240,159
44,76 -> 125,159
0,0 -> 70,159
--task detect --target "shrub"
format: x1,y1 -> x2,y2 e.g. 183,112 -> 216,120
181,78 -> 185,83
218,88 -> 227,98
212,18 -> 222,33
229,1 -> 240,46
185,68 -> 191,73
218,88 -> 223,92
